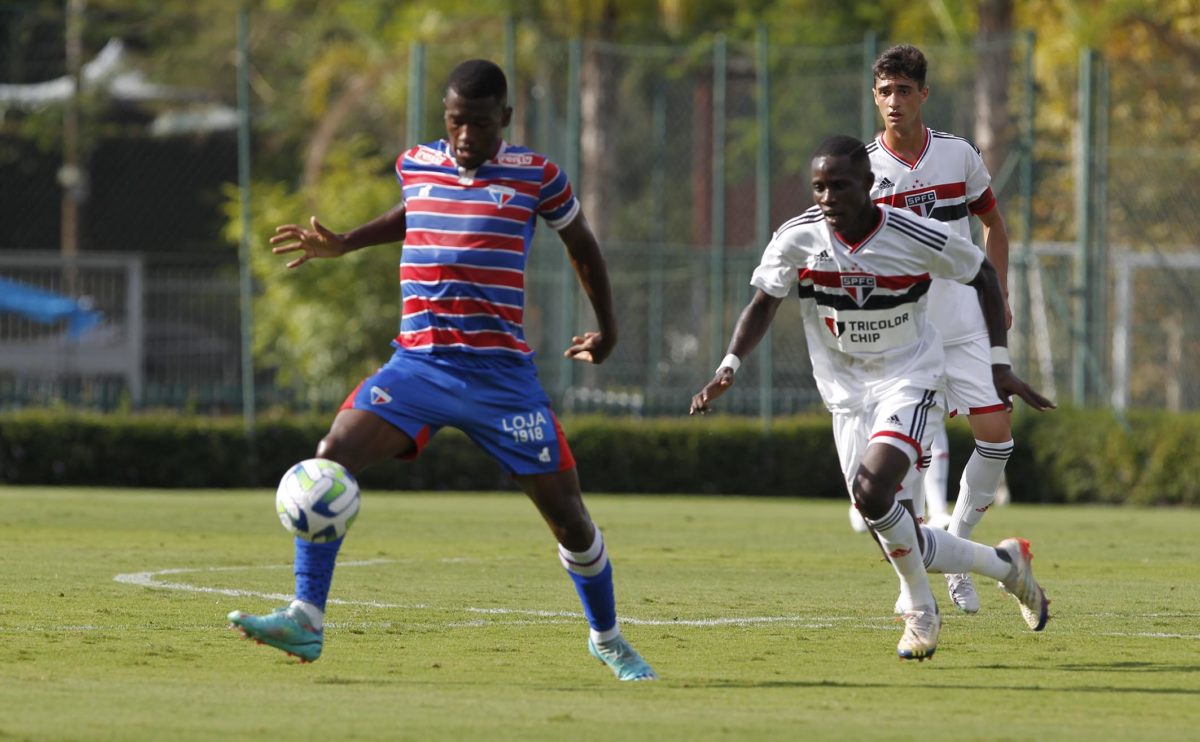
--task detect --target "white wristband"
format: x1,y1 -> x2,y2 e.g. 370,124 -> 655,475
990,346 -> 1012,366
718,353 -> 741,374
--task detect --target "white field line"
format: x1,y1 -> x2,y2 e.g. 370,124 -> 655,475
46,560 -> 1193,640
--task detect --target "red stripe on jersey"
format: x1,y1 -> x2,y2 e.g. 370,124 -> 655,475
403,296 -> 524,324
798,269 -> 930,291
873,181 -> 968,208
398,327 -> 532,354
968,187 -> 996,215
403,230 -> 526,252
405,198 -> 533,220
401,264 -> 525,290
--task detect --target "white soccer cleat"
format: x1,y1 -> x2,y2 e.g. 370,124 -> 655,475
848,503 -> 869,533
896,607 -> 941,661
997,537 -> 1050,631
945,572 -> 980,613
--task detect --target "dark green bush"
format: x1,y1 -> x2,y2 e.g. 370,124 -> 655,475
0,408 -> 1195,504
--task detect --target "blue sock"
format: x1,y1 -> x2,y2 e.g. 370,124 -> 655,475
567,561 -> 617,632
294,536 -> 342,611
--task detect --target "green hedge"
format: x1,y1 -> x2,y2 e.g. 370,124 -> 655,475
0,409 -> 1195,504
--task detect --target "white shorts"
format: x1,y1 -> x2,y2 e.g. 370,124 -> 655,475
831,387 -> 942,504
944,335 -> 1008,418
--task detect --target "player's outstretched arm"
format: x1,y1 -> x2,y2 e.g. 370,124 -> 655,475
690,290 -> 783,415
558,212 -> 618,364
269,203 -> 407,269
967,258 -> 1055,412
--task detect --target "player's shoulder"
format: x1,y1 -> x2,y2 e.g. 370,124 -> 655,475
929,128 -> 982,157
881,204 -> 952,246
775,205 -> 825,237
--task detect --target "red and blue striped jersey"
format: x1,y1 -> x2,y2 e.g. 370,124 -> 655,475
394,140 -> 580,359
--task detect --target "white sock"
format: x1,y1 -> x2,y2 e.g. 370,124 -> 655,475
590,626 -> 621,644
289,599 -> 324,630
920,526 -> 1014,581
866,502 -> 935,611
949,439 -> 1013,539
924,427 -> 950,522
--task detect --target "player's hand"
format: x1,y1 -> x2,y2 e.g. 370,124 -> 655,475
992,365 -> 1056,411
689,369 -> 736,415
564,330 -> 614,364
269,216 -> 349,268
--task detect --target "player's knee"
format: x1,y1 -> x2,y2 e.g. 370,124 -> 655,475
314,434 -> 358,473
852,473 -> 898,521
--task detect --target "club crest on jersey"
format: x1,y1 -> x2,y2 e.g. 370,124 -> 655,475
904,189 -> 937,218
841,273 -> 876,307
486,184 -> 517,209
370,386 -> 393,405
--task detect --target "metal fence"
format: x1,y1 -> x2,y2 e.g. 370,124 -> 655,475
1,7 -> 1197,416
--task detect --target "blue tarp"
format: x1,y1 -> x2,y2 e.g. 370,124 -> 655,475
0,276 -> 102,338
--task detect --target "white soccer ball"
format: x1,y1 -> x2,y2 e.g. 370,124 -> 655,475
275,459 -> 360,543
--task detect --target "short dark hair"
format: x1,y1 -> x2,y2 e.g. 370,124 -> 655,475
872,44 -> 927,88
812,135 -> 869,168
446,59 -> 508,101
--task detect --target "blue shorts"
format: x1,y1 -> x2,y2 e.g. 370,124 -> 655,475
341,350 -> 575,476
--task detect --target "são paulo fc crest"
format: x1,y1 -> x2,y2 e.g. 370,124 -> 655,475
904,189 -> 937,218
486,184 -> 517,209
840,273 -> 876,307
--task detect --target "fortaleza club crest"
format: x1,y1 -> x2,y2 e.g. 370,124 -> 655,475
840,273 -> 876,307
486,184 -> 516,209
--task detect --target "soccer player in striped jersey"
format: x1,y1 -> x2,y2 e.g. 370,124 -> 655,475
866,44 -> 1019,614
691,136 -> 1053,660
229,59 -> 656,681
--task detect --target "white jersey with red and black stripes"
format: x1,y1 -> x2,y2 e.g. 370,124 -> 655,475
866,128 -> 995,344
750,204 -> 983,414
395,139 -> 579,359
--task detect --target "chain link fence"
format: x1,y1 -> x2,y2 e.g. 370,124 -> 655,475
1,6 -> 1194,416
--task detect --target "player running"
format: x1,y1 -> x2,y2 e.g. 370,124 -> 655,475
229,59 -> 656,681
690,136 -> 1054,660
865,44 -> 1020,614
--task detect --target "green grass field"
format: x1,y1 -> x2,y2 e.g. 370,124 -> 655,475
2,488 -> 1198,741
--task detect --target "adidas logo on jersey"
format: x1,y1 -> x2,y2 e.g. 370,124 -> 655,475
811,249 -> 833,264
886,414 -> 903,426
874,176 -> 895,191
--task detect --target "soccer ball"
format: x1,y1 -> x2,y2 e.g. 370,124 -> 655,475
275,459 -> 360,543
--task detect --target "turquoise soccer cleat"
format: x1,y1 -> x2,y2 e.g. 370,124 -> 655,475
228,606 -> 324,663
588,635 -> 658,681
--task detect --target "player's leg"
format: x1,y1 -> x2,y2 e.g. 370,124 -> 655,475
849,388 -> 943,659
462,361 -> 655,680
230,354 -> 435,661
922,423 -> 951,528
513,467 -> 653,681
916,522 -> 1049,630
942,338 -> 1015,612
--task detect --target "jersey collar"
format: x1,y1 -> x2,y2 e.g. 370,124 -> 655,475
877,127 -> 931,170
833,206 -> 885,253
